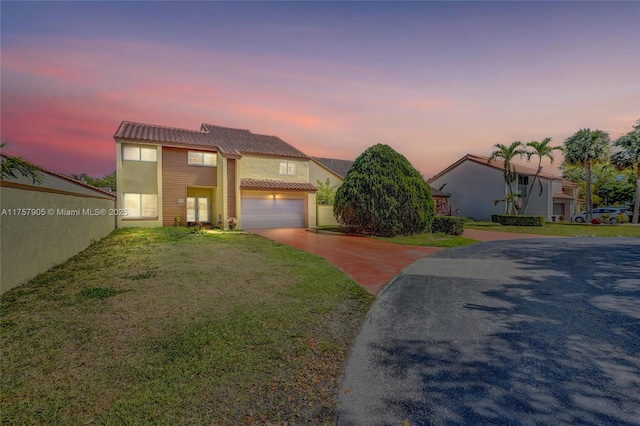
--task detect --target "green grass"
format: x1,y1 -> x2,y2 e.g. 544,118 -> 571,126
1,227 -> 374,425
315,226 -> 478,247
465,221 -> 640,237
376,232 -> 479,247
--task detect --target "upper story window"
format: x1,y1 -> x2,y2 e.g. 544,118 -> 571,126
279,161 -> 296,175
123,146 -> 157,162
188,151 -> 217,166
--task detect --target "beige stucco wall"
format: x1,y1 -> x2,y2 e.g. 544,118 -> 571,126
239,155 -> 310,182
309,162 -> 343,189
1,183 -> 115,294
307,192 -> 317,228
317,205 -> 339,226
116,142 -> 163,227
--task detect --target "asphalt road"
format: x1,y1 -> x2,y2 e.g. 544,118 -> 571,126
336,237 -> 640,425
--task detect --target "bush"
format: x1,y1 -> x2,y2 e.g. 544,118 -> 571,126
431,216 -> 466,235
615,213 -> 630,224
333,144 -> 434,236
491,215 -> 545,226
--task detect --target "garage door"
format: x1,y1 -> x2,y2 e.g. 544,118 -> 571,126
241,197 -> 305,229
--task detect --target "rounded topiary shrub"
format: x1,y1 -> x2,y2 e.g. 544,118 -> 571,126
333,144 -> 434,237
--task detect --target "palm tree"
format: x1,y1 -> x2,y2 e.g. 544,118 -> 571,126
563,129 -> 610,223
488,141 -> 526,215
611,119 -> 640,224
0,143 -> 43,183
523,138 -> 562,214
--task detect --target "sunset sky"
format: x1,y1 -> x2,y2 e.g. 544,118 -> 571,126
2,1 -> 639,179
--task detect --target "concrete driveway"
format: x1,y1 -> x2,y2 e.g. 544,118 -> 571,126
337,237 -> 640,425
249,228 -> 442,294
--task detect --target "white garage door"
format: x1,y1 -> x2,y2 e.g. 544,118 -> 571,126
241,197 -> 305,229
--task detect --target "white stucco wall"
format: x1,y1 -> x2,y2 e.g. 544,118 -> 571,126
429,161 -> 508,221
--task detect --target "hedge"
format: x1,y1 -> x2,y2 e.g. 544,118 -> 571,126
431,216 -> 466,235
490,215 -> 545,226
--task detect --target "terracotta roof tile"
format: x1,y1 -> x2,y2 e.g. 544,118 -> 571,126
553,192 -> 575,200
240,178 -> 317,192
114,121 -> 309,159
429,153 -> 562,183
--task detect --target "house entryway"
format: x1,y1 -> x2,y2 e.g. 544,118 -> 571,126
187,197 -> 209,223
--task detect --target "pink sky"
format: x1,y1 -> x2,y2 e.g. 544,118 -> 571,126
1,2 -> 638,179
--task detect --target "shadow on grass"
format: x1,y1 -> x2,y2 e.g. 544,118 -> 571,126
368,239 -> 640,424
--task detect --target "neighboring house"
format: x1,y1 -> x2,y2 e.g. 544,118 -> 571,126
114,121 -> 318,230
310,157 -> 354,188
0,159 -> 116,293
428,154 -> 577,221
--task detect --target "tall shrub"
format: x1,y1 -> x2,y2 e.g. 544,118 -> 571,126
333,144 -> 434,236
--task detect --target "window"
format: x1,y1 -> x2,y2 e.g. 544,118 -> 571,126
123,193 -> 157,218
518,176 -> 529,185
279,161 -> 296,175
188,151 -> 217,166
123,146 -> 157,162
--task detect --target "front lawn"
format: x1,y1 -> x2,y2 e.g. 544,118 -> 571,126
0,227 -> 374,424
465,221 -> 640,237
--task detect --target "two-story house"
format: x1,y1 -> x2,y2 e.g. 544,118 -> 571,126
114,121 -> 317,229
428,154 -> 578,221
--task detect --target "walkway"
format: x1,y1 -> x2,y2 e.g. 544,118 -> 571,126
249,228 -> 442,294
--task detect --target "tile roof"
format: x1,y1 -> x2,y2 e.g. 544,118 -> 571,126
553,192 -> 575,200
312,157 -> 354,179
466,154 -> 560,180
114,121 -> 309,159
240,178 -> 317,192
429,153 -> 562,183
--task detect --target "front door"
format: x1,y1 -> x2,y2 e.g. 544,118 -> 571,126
186,197 -> 209,223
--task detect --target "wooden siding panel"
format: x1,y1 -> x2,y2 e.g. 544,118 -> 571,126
227,159 -> 236,217
162,147 -> 217,226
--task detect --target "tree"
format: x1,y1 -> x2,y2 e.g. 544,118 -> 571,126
563,129 -> 610,222
70,171 -> 116,191
333,144 -> 434,236
562,162 -> 635,207
488,141 -> 526,215
522,138 -> 562,214
611,119 -> 640,223
316,178 -> 336,205
0,143 -> 43,184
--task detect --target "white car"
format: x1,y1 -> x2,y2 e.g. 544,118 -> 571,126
572,207 -> 631,223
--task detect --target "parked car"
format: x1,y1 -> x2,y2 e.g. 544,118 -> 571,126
572,207 -> 632,223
